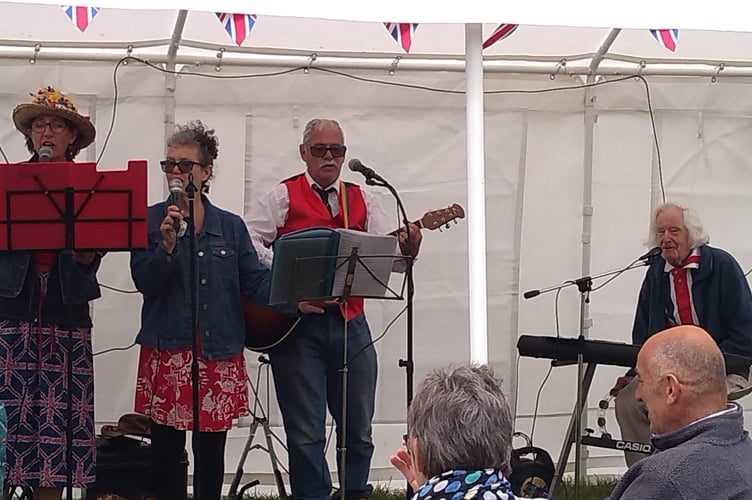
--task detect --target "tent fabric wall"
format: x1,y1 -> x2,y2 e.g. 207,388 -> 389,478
1,58 -> 752,483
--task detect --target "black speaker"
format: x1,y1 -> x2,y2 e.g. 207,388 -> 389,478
86,435 -> 188,500
509,433 -> 555,498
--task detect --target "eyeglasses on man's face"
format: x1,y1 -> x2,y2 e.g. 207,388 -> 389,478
160,159 -> 203,173
308,143 -> 347,158
31,120 -> 68,134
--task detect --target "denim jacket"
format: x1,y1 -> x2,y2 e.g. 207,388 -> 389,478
131,197 -> 282,360
0,251 -> 102,327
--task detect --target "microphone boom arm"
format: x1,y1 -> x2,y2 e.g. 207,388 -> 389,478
523,258 -> 651,300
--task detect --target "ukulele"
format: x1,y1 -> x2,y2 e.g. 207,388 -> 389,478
243,203 -> 465,352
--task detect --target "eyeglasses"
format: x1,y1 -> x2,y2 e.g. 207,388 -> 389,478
308,144 -> 347,158
160,159 -> 203,173
31,120 -> 68,133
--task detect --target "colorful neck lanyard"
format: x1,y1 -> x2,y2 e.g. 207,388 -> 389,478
339,180 -> 349,229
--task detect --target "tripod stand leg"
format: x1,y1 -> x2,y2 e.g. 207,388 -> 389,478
228,418 -> 261,499
547,363 -> 596,499
260,418 -> 289,499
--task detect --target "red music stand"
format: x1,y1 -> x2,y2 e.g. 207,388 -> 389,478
0,159 -> 148,498
0,160 -> 148,251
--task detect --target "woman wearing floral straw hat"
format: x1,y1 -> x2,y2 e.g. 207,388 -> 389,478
0,86 -> 102,499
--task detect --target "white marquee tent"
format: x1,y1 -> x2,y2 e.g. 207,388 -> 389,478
2,0 -> 752,489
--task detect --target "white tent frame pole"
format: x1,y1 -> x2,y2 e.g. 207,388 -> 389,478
163,10 -> 188,147
465,23 -> 488,364
574,28 -> 620,480
0,45 -> 745,78
589,28 -> 622,74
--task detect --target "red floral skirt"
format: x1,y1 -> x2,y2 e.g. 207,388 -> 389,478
134,345 -> 249,431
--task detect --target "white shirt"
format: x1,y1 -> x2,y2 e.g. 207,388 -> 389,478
247,172 -> 397,269
690,403 -> 737,427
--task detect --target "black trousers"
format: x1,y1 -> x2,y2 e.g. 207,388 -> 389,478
150,420 -> 227,500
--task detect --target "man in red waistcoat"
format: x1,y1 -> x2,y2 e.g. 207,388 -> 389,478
247,118 -> 422,500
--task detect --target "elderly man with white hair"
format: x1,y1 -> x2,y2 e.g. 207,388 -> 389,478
614,202 -> 752,466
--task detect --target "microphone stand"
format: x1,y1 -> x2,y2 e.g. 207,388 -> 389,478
362,174 -> 415,498
523,254 -> 657,499
186,172 -> 202,500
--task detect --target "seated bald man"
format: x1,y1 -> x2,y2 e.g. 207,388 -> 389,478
609,325 -> 752,500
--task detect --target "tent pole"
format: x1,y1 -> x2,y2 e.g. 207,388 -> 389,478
589,28 -> 622,74
164,10 -> 188,146
0,44 -> 747,77
573,71 -> 598,488
465,23 -> 488,365
572,28 -> 620,487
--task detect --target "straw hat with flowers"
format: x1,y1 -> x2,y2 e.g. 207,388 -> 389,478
12,85 -> 96,150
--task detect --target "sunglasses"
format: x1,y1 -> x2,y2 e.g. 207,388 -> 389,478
160,159 -> 203,173
308,144 -> 347,158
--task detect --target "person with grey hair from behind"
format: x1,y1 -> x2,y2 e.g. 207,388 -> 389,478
613,201 -> 752,467
609,325 -> 752,499
390,365 -> 545,500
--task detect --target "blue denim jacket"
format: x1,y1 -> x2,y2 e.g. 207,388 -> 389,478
0,251 -> 102,327
131,198 -> 281,360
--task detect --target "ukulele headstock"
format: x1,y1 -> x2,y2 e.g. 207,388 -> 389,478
420,203 -> 465,231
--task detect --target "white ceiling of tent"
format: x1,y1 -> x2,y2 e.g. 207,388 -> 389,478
2,0 -> 748,32
1,3 -> 752,75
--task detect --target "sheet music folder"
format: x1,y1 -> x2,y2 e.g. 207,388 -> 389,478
269,227 -> 397,304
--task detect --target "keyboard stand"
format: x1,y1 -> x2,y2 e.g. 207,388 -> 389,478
547,362 -> 596,499
546,361 -> 655,499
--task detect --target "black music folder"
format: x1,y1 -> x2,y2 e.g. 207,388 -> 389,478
269,227 -> 397,304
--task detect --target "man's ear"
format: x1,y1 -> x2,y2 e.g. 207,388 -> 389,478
299,143 -> 306,161
665,373 -> 681,404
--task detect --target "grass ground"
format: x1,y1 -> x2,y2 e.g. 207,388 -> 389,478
242,478 -> 619,500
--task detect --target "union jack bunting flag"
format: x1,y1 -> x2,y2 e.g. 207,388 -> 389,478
62,6 -> 99,33
216,13 -> 257,46
482,23 -> 519,49
650,29 -> 679,52
384,23 -> 419,53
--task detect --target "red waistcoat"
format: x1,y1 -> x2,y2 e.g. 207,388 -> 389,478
278,174 -> 368,320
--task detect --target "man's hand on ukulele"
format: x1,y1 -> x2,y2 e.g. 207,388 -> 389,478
298,299 -> 339,314
398,223 -> 422,257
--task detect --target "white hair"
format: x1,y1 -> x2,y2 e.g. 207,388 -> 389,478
301,118 -> 344,144
647,202 -> 710,248
407,364 -> 514,478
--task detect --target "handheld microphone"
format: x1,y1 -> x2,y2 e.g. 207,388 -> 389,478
168,178 -> 184,234
38,146 -> 53,162
639,246 -> 662,262
348,158 -> 384,183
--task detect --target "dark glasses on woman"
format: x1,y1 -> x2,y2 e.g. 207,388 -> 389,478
160,159 -> 202,173
308,144 -> 347,158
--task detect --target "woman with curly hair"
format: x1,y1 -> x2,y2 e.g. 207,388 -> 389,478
129,121 -> 307,499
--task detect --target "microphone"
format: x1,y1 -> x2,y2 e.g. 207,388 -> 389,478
639,246 -> 662,262
168,178 -> 183,234
38,146 -> 53,162
348,158 -> 384,183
